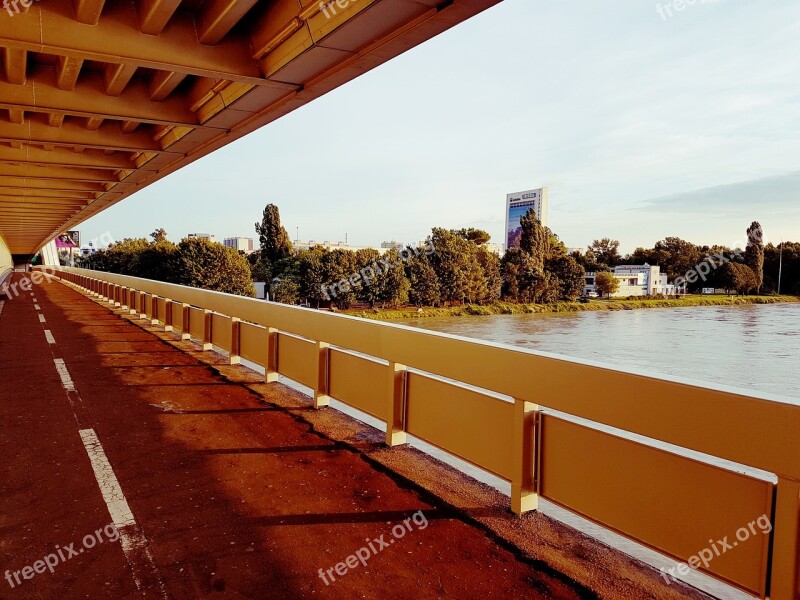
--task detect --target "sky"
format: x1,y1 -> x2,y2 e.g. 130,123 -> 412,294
79,0 -> 800,254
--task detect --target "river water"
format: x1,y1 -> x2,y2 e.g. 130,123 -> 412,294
406,302 -> 800,401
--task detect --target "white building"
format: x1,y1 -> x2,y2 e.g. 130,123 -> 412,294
293,240 -> 389,255
381,240 -> 404,250
584,264 -> 681,297
505,187 -> 549,250
187,233 -> 216,243
223,237 -> 255,253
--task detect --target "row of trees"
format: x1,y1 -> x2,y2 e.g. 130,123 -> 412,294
254,205 -> 586,307
572,221 -> 795,295
77,233 -> 255,296
77,206 -> 798,305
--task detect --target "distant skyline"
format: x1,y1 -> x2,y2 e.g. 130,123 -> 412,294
79,0 -> 800,254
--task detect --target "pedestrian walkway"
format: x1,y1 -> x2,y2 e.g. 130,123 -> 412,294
0,275 -> 710,599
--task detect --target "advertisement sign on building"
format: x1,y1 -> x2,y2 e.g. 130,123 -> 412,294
505,188 -> 548,250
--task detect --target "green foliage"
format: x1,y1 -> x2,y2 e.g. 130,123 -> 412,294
247,252 -> 271,282
271,277 -> 300,304
177,238 -> 255,296
501,210 -> 585,303
406,255 -> 441,306
296,246 -> 327,307
719,262 -> 758,295
255,204 -> 292,268
764,242 -> 800,294
589,238 -> 621,268
455,228 -> 491,245
546,255 -> 585,300
323,249 -> 358,308
150,228 -> 168,243
594,271 -> 620,298
744,221 -> 765,293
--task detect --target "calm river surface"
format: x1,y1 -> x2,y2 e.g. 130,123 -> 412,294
406,303 -> 800,401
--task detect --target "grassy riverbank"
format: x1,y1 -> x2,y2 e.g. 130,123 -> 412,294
341,295 -> 800,320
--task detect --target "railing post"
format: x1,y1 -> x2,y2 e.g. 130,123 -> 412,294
120,287 -> 128,310
139,293 -> 147,320
386,362 -> 408,447
314,341 -> 330,408
769,477 -> 800,600
202,309 -> 213,350
229,318 -> 241,365
113,285 -> 121,307
511,398 -> 539,515
265,327 -> 279,382
129,290 -> 138,315
163,299 -> 173,331
149,295 -> 159,325
181,304 -> 191,340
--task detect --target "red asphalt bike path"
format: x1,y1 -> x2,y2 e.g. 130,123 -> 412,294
0,275 -> 591,599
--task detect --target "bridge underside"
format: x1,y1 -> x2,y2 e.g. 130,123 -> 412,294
0,0 -> 499,256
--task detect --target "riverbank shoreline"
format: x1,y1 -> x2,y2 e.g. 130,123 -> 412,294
341,295 -> 800,320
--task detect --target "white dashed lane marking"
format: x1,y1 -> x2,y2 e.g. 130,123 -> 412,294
79,429 -> 170,597
34,304 -> 41,311
44,329 -> 56,344
38,314 -> 46,323
53,358 -> 76,392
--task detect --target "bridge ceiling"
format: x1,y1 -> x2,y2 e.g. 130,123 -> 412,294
0,0 -> 499,253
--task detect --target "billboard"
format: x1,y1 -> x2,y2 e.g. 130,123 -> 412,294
505,188 -> 548,250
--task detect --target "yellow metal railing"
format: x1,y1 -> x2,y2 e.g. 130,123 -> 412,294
41,266 -> 800,599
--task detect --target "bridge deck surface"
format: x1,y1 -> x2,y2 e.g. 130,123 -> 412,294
0,275 -> 709,599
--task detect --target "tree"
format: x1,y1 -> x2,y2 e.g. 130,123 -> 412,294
376,248 -> 410,307
406,255 -> 441,306
138,240 -> 180,282
719,262 -> 757,295
150,228 -> 168,243
323,249 -> 358,308
177,238 -> 255,296
594,271 -> 619,298
247,252 -> 271,282
354,248 -> 383,307
764,242 -> 800,294
296,246 -> 327,308
455,228 -> 491,245
271,277 -> 300,304
589,238 -> 621,268
652,237 -> 703,281
427,229 -> 474,303
475,247 -> 501,303
744,221 -> 765,293
519,210 -> 552,269
255,204 -> 292,269
547,255 -> 585,300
